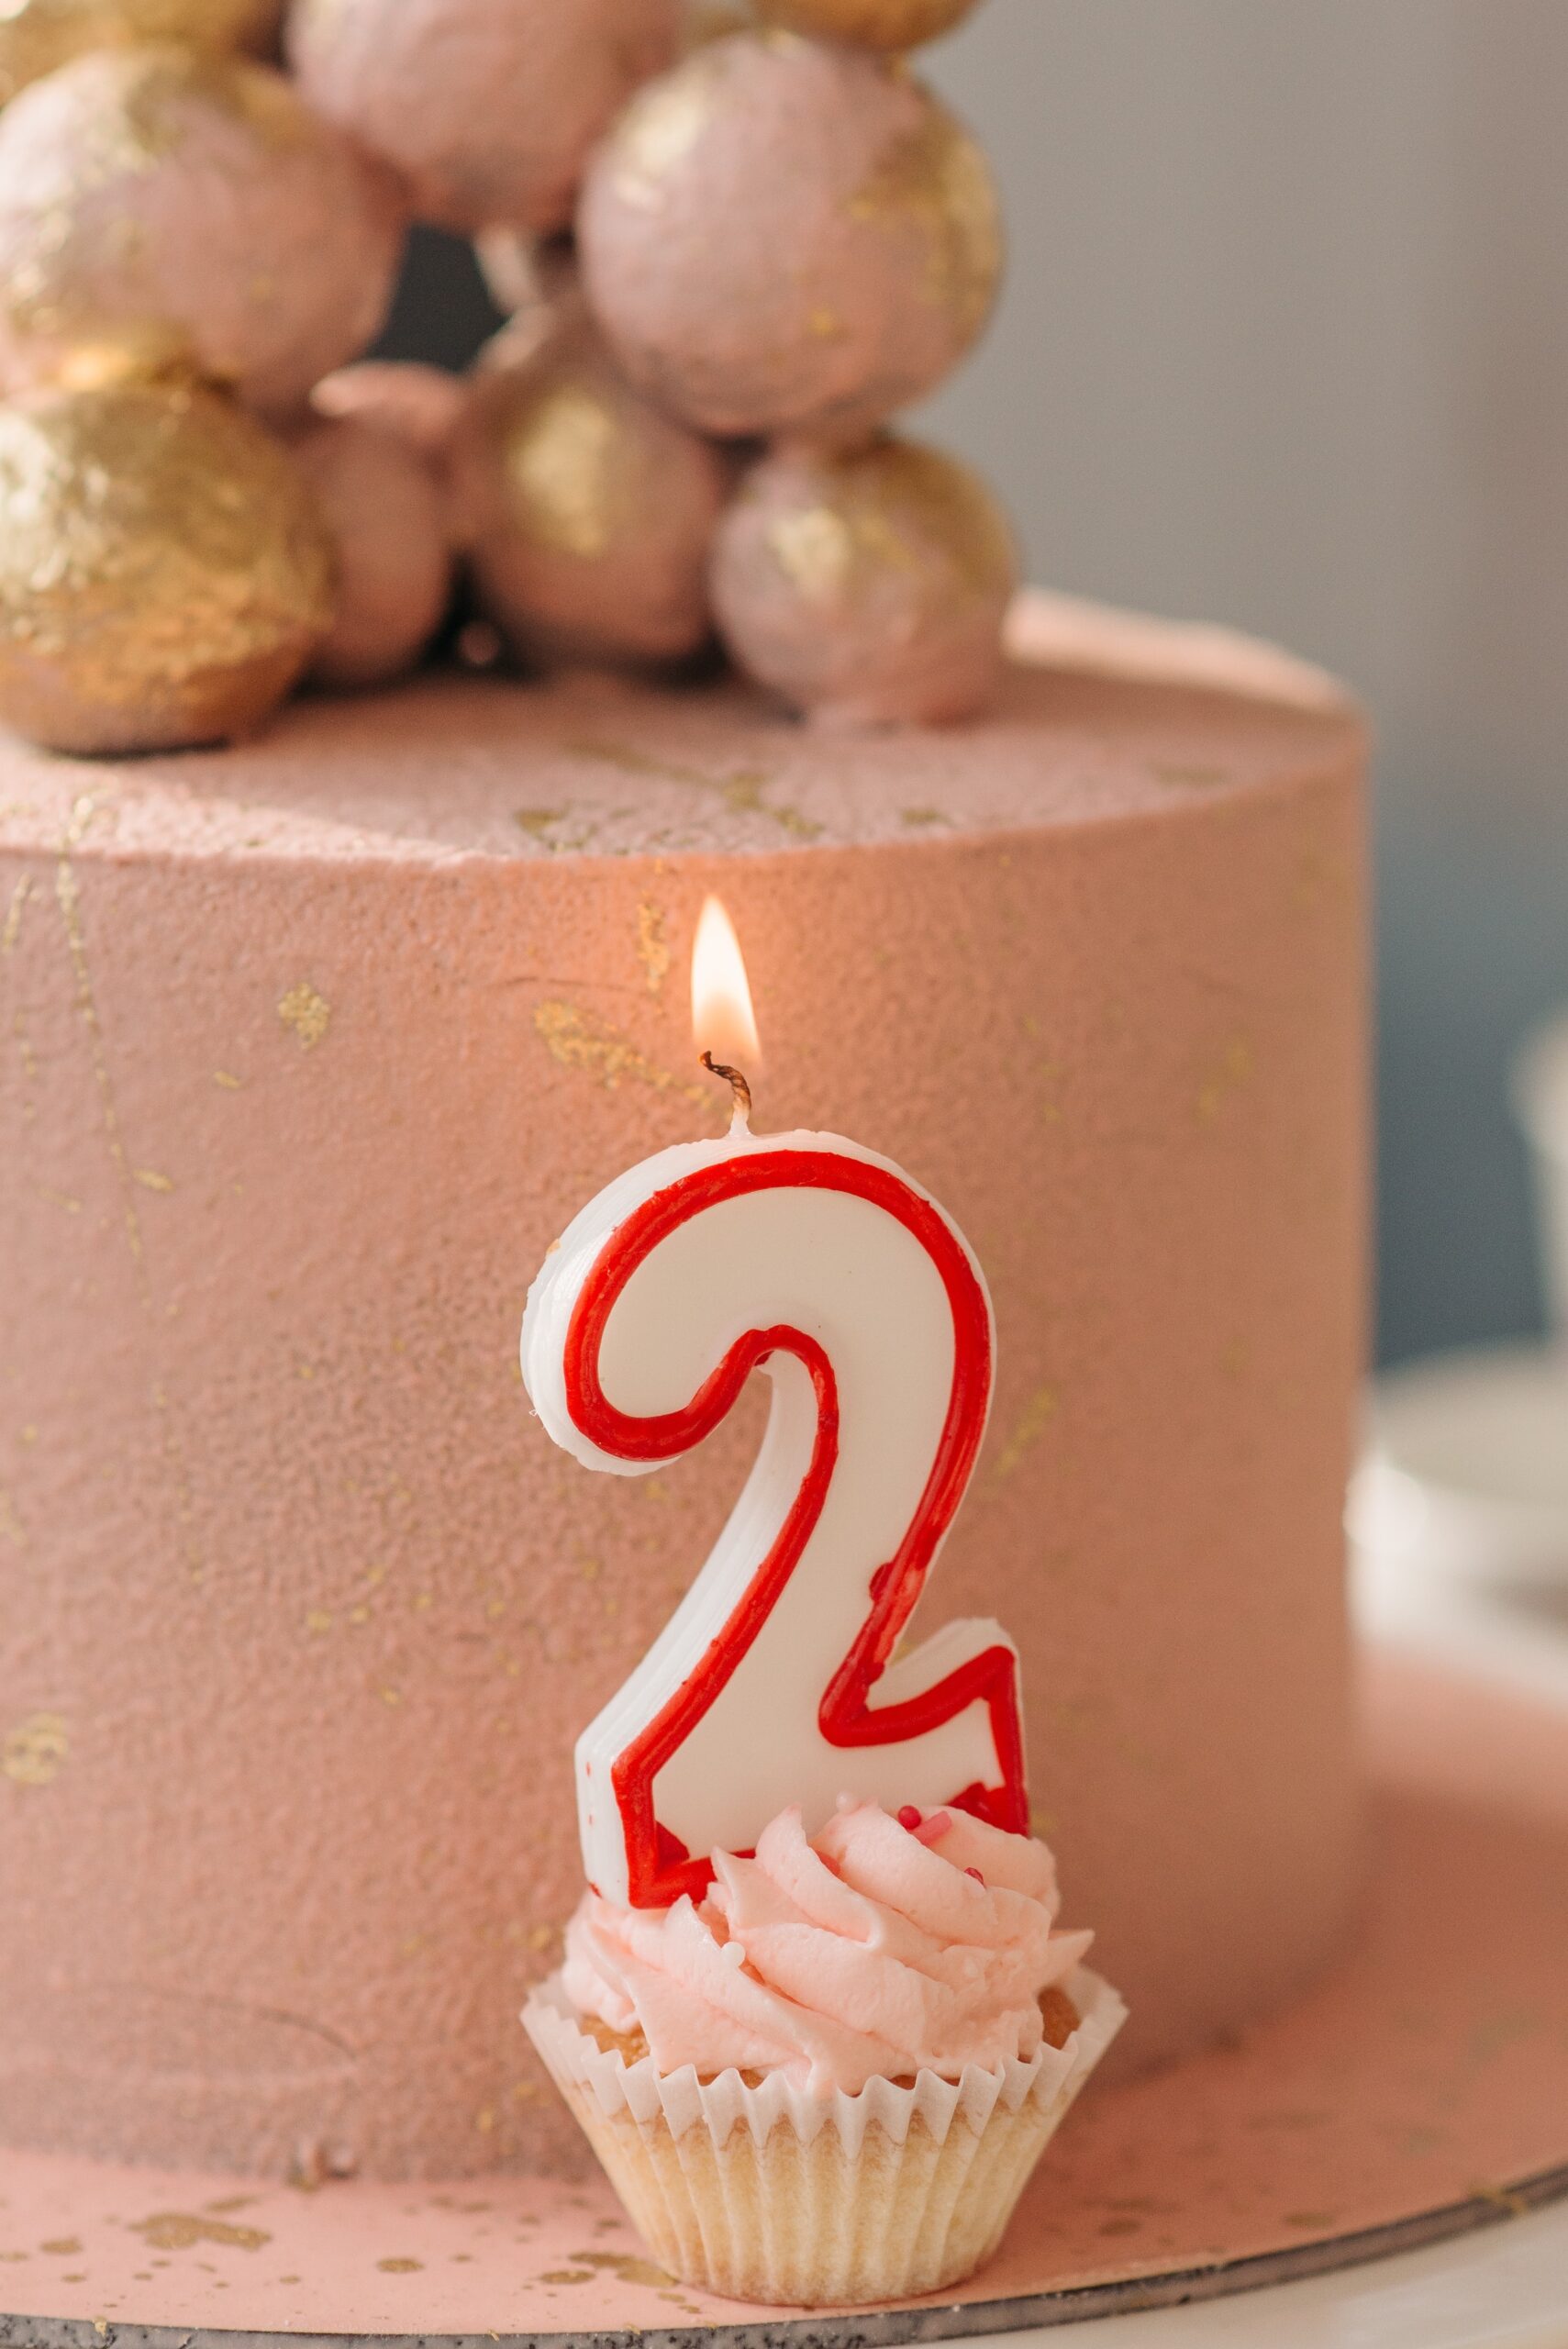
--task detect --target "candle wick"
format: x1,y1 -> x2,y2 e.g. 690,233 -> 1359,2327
700,1051 -> 752,1133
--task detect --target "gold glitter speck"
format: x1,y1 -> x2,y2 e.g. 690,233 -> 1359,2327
1,874 -> 29,953
564,737 -> 822,841
534,1002 -> 708,1107
719,769 -> 822,839
40,2239 -> 82,2257
769,506 -> 853,602
376,2258 -> 423,2274
503,384 -> 621,561
570,2251 -> 674,2287
636,902 -> 669,994
214,1069 -> 242,1089
4,1712 -> 67,1787
514,807 -> 566,841
55,807 -> 148,1280
1196,1036 -> 1254,1125
1154,763 -> 1228,793
277,982 -> 330,1050
132,1166 -> 173,1193
764,440 -> 1013,617
130,2214 -> 271,2254
992,1385 -> 1059,1483
847,108 -> 1000,335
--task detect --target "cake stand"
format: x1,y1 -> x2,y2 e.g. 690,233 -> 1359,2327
6,1627 -> 1568,2347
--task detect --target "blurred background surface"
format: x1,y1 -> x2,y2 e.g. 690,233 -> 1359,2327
380,0 -> 1568,1367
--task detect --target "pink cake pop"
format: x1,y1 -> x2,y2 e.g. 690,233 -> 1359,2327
0,0 -> 284,108
288,0 -> 682,236
711,433 -> 1017,726
0,373 -> 333,753
447,313 -> 730,670
0,47 -> 404,419
754,0 -> 981,48
578,31 -> 1001,441
290,415 -> 453,690
311,362 -> 469,468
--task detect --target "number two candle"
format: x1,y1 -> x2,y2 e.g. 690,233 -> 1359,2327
520,901 -> 1028,1910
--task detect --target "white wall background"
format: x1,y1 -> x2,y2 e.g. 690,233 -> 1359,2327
920,0 -> 1568,1360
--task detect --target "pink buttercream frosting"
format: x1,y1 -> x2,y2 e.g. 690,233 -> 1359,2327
562,1799 -> 1094,2096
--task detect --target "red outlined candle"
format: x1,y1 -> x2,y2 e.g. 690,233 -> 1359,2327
520,902 -> 1027,1910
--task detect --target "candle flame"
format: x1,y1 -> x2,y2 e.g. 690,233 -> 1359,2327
692,896 -> 761,1069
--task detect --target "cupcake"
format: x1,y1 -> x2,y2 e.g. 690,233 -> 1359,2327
524,1797 -> 1124,2307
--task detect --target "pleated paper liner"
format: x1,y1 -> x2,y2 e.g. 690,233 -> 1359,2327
6,1653 -> 1568,2345
522,1970 -> 1127,2304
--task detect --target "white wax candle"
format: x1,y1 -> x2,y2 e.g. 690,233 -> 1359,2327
521,1106 -> 1026,1910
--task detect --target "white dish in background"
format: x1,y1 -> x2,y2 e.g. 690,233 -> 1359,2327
1018,1528 -> 1568,2349
990,2199 -> 1568,2349
1513,1010 -> 1568,1334
1351,1341 -> 1568,1591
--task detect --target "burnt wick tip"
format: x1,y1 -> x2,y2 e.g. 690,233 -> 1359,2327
700,1051 -> 753,1125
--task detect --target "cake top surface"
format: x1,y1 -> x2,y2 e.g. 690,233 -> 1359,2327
0,593 -> 1362,871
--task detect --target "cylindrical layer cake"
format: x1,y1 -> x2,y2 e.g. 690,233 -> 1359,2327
0,596 -> 1368,2182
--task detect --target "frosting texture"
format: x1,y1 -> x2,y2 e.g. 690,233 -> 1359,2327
562,1798 -> 1093,2095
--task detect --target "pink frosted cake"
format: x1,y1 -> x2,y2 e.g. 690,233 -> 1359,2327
10,8 -> 1568,2337
0,0 -> 1366,2249
0,588 -> 1367,2182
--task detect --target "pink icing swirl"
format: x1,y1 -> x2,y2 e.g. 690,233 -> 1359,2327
562,1799 -> 1094,2096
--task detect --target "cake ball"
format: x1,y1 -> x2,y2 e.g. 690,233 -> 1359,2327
683,2 -> 755,44
290,415 -> 452,690
312,362 -> 468,468
578,32 -> 1001,441
449,316 -> 730,669
753,0 -> 979,49
0,374 -> 333,753
0,0 -> 284,110
288,0 -> 682,235
711,434 -> 1017,726
0,47 -> 405,418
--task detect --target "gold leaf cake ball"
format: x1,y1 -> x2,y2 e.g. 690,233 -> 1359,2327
447,311 -> 730,671
754,0 -> 980,50
0,374 -> 334,753
711,434 -> 1017,726
578,31 -> 1001,441
289,0 -> 682,235
0,0 -> 284,110
0,47 -> 404,418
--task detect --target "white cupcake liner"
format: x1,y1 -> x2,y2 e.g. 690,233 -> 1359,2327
522,1967 -> 1126,2306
